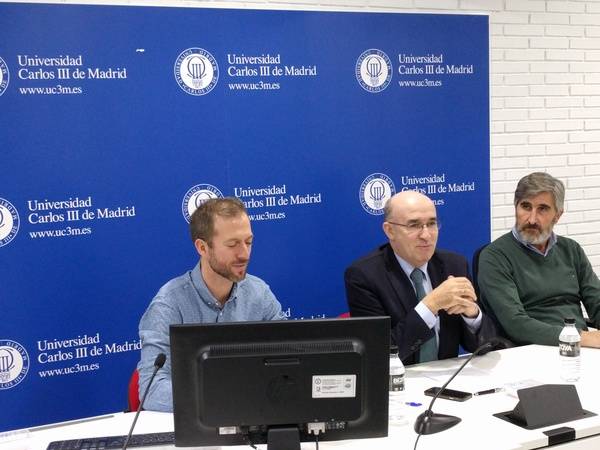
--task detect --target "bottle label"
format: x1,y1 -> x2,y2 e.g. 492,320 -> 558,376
559,341 -> 580,357
389,374 -> 404,392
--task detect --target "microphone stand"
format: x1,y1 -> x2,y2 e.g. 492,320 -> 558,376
122,353 -> 166,450
413,341 -> 496,435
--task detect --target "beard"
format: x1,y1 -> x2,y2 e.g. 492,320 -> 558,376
206,251 -> 248,283
517,223 -> 553,246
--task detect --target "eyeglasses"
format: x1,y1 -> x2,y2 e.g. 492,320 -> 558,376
386,219 -> 441,234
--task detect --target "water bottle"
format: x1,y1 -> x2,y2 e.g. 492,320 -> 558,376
389,345 -> 407,425
559,318 -> 581,382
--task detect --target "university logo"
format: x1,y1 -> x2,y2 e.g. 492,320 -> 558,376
0,198 -> 20,247
355,49 -> 392,93
0,340 -> 29,390
0,57 -> 9,96
359,173 -> 396,215
174,48 -> 219,96
182,184 -> 224,223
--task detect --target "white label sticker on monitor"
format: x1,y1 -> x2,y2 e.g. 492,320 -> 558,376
312,375 -> 356,398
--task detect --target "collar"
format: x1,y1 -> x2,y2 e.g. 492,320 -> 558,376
191,262 -> 238,308
393,253 -> 429,283
511,226 -> 557,257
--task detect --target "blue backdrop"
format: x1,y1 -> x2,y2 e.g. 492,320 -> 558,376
0,3 -> 489,431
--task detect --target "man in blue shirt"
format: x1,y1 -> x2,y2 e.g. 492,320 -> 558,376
138,197 -> 286,412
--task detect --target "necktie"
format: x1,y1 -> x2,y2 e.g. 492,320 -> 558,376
410,268 -> 438,362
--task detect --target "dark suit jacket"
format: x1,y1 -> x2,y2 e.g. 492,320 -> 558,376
344,243 -> 496,365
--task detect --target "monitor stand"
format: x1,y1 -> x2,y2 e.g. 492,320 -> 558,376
267,426 -> 301,450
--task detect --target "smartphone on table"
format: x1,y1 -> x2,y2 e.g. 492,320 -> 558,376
424,386 -> 472,402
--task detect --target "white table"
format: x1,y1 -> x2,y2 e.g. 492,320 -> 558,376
3,345 -> 600,450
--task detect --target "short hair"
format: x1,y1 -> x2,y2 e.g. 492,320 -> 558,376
514,172 -> 565,212
189,197 -> 247,243
383,197 -> 394,221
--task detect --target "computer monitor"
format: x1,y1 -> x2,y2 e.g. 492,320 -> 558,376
170,316 -> 390,450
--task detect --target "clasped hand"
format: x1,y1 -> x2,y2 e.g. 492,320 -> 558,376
423,276 -> 479,318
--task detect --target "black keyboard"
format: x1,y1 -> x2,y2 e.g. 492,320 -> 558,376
46,431 -> 174,450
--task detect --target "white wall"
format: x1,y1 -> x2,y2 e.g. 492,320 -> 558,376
8,0 -> 600,273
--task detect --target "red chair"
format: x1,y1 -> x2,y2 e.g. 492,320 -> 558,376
127,369 -> 140,412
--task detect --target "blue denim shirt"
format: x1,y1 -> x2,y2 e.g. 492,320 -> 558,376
137,262 -> 285,412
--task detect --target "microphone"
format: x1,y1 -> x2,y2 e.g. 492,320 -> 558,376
122,353 -> 166,450
413,338 -> 508,435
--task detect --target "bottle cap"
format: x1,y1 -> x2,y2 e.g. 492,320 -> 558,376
564,318 -> 575,324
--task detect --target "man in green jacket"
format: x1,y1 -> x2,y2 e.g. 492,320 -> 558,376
478,172 -> 600,347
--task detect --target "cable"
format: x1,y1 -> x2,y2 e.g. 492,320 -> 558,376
413,432 -> 422,450
242,428 -> 257,449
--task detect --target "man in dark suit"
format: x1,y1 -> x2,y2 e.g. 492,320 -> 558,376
345,191 -> 494,365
